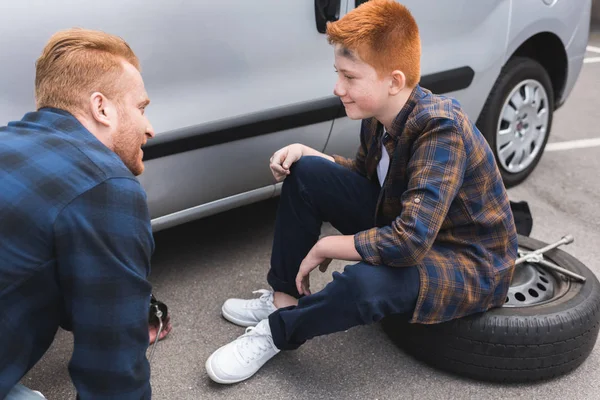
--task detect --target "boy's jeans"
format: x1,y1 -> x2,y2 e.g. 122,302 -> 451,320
267,156 -> 420,351
6,384 -> 45,399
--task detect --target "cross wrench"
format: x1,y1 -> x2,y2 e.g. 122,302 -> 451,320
516,235 -> 586,283
515,234 -> 574,265
519,252 -> 586,282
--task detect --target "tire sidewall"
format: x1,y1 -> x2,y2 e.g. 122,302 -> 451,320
478,58 -> 555,188
400,234 -> 600,345
382,238 -> 600,382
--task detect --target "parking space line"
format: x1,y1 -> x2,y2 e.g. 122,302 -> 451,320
546,138 -> 600,152
584,57 -> 600,64
586,45 -> 600,53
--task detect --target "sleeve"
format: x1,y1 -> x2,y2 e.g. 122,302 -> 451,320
331,119 -> 370,177
54,177 -> 154,400
354,118 -> 467,267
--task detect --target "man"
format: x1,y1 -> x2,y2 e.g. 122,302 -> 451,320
206,0 -> 517,384
0,28 -> 171,399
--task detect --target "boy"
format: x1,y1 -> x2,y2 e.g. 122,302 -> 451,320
205,0 -> 518,384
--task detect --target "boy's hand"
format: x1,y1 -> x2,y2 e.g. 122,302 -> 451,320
295,235 -> 363,295
296,247 -> 332,296
269,144 -> 304,182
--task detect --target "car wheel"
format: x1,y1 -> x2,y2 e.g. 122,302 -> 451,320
476,57 -> 554,188
381,235 -> 600,383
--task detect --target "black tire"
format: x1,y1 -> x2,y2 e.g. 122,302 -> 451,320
476,57 -> 554,188
382,235 -> 600,383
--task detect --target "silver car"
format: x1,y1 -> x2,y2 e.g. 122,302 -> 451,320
0,0 -> 591,232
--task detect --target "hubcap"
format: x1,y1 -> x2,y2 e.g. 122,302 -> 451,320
504,247 -> 570,307
496,79 -> 550,174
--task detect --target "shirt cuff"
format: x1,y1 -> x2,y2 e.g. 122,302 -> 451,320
354,228 -> 382,265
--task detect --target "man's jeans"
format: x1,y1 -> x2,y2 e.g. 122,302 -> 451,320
5,384 -> 45,399
267,156 -> 421,350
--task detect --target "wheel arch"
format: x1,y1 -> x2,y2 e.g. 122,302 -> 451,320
506,32 -> 568,109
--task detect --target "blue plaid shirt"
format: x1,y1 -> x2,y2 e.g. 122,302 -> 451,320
0,108 -> 154,399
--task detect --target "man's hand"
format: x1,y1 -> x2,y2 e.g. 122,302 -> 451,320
149,317 -> 172,345
269,144 -> 304,182
296,243 -> 332,296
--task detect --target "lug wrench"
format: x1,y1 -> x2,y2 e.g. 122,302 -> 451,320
516,234 -> 586,283
536,257 -> 586,283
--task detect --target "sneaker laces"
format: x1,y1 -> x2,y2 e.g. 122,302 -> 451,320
247,289 -> 274,308
236,322 -> 274,363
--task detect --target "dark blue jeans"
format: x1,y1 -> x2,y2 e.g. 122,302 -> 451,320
267,156 -> 420,350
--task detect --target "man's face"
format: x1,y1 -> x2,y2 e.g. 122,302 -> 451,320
112,62 -> 155,176
333,45 -> 390,120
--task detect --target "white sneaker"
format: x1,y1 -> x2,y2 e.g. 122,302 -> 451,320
206,319 -> 280,384
221,289 -> 277,327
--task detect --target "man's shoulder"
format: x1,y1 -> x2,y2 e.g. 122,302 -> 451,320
0,110 -> 139,209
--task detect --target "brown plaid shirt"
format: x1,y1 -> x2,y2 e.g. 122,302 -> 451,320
333,85 -> 518,324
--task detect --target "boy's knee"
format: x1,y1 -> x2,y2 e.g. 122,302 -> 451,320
281,156 -> 334,195
290,156 -> 332,180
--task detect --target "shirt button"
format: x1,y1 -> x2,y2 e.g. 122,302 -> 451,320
414,197 -> 421,204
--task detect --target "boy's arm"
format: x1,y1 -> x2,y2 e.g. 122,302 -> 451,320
300,145 -> 334,162
353,118 -> 467,267
54,178 -> 153,400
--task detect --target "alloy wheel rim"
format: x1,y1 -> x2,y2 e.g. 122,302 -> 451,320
496,79 -> 550,174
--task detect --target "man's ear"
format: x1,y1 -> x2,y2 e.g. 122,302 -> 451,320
389,70 -> 407,95
89,92 -> 115,128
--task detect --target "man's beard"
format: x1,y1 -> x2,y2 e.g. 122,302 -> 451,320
113,123 -> 144,176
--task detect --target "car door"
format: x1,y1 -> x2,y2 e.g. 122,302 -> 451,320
325,0 -> 511,159
137,0 -> 354,228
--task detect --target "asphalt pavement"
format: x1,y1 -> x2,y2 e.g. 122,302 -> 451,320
21,31 -> 600,400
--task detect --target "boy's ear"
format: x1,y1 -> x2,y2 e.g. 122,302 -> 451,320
389,70 -> 407,95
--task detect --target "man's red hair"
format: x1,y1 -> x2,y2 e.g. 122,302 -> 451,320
35,28 -> 140,113
326,0 -> 421,87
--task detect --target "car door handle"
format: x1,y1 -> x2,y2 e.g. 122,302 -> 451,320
315,0 -> 341,33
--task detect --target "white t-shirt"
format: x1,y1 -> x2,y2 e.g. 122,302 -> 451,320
377,130 -> 390,186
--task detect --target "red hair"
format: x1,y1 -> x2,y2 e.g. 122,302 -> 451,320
326,0 -> 421,87
35,28 -> 140,113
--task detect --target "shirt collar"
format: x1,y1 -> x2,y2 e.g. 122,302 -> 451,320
25,107 -> 100,144
23,107 -> 120,158
384,84 -> 426,140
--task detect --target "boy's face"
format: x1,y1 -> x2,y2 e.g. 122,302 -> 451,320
333,45 -> 391,121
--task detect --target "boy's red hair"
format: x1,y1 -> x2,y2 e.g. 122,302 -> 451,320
326,0 -> 421,87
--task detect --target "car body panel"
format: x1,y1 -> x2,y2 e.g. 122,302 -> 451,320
0,0 -> 591,231
505,0 -> 590,106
